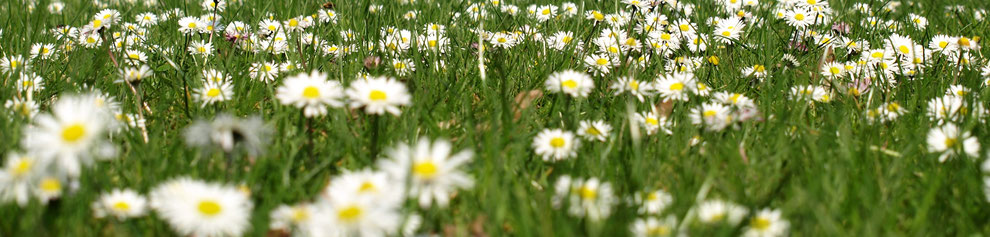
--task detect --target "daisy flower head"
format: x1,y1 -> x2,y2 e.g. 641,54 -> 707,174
22,93 -> 114,177
322,169 -> 401,205
637,110 -> 671,135
15,72 -> 44,92
391,58 -> 416,76
5,97 -> 39,118
345,76 -> 412,116
30,43 -> 56,59
713,17 -> 745,44
655,72 -> 696,102
926,123 -> 980,162
741,64 -> 768,78
634,189 -> 674,215
631,216 -> 679,237
184,113 -> 273,156
118,64 -> 153,83
269,203 -> 323,236
188,40 -> 214,56
584,54 -> 617,75
379,138 -> 474,208
611,76 -> 653,101
1,55 -> 29,74
276,71 -> 345,117
743,208 -> 790,237
785,7 -> 815,28
534,5 -> 558,22
690,102 -> 733,131
317,186 -> 401,237
696,199 -> 748,225
92,189 -> 148,219
178,16 -> 203,34
194,80 -> 234,107
0,152 -> 44,206
546,69 -> 595,98
533,128 -> 580,161
577,120 -> 612,142
250,61 -> 281,83
553,176 -> 616,221
150,178 -> 253,237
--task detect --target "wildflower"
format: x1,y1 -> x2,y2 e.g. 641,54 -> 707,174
276,71 -> 345,117
533,129 -> 580,161
345,76 -> 412,116
379,138 -> 474,208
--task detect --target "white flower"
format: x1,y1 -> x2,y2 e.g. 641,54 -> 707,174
118,64 -> 153,83
276,71 -> 345,117
379,138 -> 474,208
577,120 -> 612,142
611,77 -> 652,101
631,216 -> 678,237
315,187 -> 400,237
584,54 -> 616,75
532,128 -> 580,161
654,72 -> 696,101
926,123 -> 980,162
269,203 -> 324,236
0,152 -> 43,206
637,110 -> 671,135
742,208 -> 790,237
93,189 -> 148,219
194,81 -> 234,107
345,76 -> 412,116
545,70 -> 595,98
697,199 -> 748,225
634,189 -> 674,215
23,93 -> 113,177
150,178 -> 253,237
553,176 -> 616,220
690,103 -> 733,131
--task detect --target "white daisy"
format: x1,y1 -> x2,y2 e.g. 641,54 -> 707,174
276,71 -> 345,117
545,69 -> 595,98
345,76 -> 412,116
379,138 -> 474,208
532,128 -> 580,161
151,178 -> 253,237
92,189 -> 148,219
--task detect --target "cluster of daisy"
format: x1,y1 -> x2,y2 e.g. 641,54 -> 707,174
269,138 -> 473,236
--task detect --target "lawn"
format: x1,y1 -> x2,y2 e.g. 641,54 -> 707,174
1,0 -> 989,236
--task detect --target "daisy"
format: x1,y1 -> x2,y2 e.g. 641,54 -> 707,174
655,72 -> 696,102
630,216 -> 678,237
534,5 -> 558,22
151,178 -> 253,237
194,81 -> 234,107
611,76 -> 652,101
276,71 -> 345,117
887,34 -> 917,56
188,40 -> 213,56
323,169 -> 401,204
16,72 -> 44,92
345,76 -> 412,116
1,55 -> 28,74
634,189 -> 674,215
269,203 -> 323,236
35,176 -> 65,204
316,187 -> 401,237
713,17 -> 745,44
785,8 -> 814,28
696,199 -> 748,225
741,64 -> 768,78
584,54 -> 617,75
118,65 -> 153,83
908,13 -> 927,29
545,69 -> 595,98
0,152 -> 43,206
391,58 -> 416,76
820,62 -> 845,78
30,43 -> 56,59
178,16 -> 202,34
5,98 -> 39,118
22,93 -> 112,177
690,103 -> 733,131
637,110 -> 671,135
184,114 -> 272,156
136,12 -> 159,26
926,123 -> 980,162
553,176 -> 616,220
743,208 -> 790,237
577,120 -> 612,142
379,138 -> 474,208
250,61 -> 281,83
92,189 -> 149,219
532,128 -> 580,161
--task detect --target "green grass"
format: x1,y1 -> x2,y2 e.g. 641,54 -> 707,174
1,0 -> 990,236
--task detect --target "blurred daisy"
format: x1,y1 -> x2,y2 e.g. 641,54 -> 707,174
0,152 -> 43,206
611,77 -> 652,101
269,203 -> 323,236
743,208 -> 790,237
697,199 -> 748,225
545,69 -> 595,98
380,138 -> 474,208
532,128 -> 580,161
690,103 -> 733,131
634,189 -> 674,215
276,71 -> 345,117
926,123 -> 980,162
317,188 -> 400,237
1,55 -> 28,74
577,120 -> 612,142
118,65 -> 153,83
631,216 -> 678,237
345,76 -> 412,116
22,93 -> 113,177
92,189 -> 148,219
151,178 -> 253,237
188,40 -> 213,56
5,98 -> 39,118
584,54 -> 616,75
637,110 -> 671,135
30,43 -> 56,59
553,176 -> 616,221
655,72 -> 696,101
184,114 -> 272,156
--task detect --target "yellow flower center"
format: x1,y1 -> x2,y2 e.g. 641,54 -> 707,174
358,182 -> 376,192
596,58 -> 609,66
113,201 -> 131,211
549,137 -> 566,148
898,45 -> 910,54
413,162 -> 438,177
703,110 -> 717,117
648,226 -> 671,236
12,160 -> 31,176
794,13 -> 805,21
958,37 -> 971,47
301,86 -> 321,99
679,24 -> 689,31
40,178 -> 61,192
542,9 -> 551,15
629,80 -> 639,90
289,19 -> 299,27
944,138 -> 957,148
646,118 -> 659,126
754,65 -> 765,72
751,217 -> 771,230
207,88 -> 221,98
197,200 -> 222,216
368,90 -> 387,101
871,52 -> 883,59
61,124 -> 86,143
669,82 -> 684,91
578,186 -> 597,200
829,67 -> 841,74
562,80 -> 578,89
938,41 -> 948,48
337,205 -> 363,222
721,31 -> 731,37
292,208 -> 309,221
